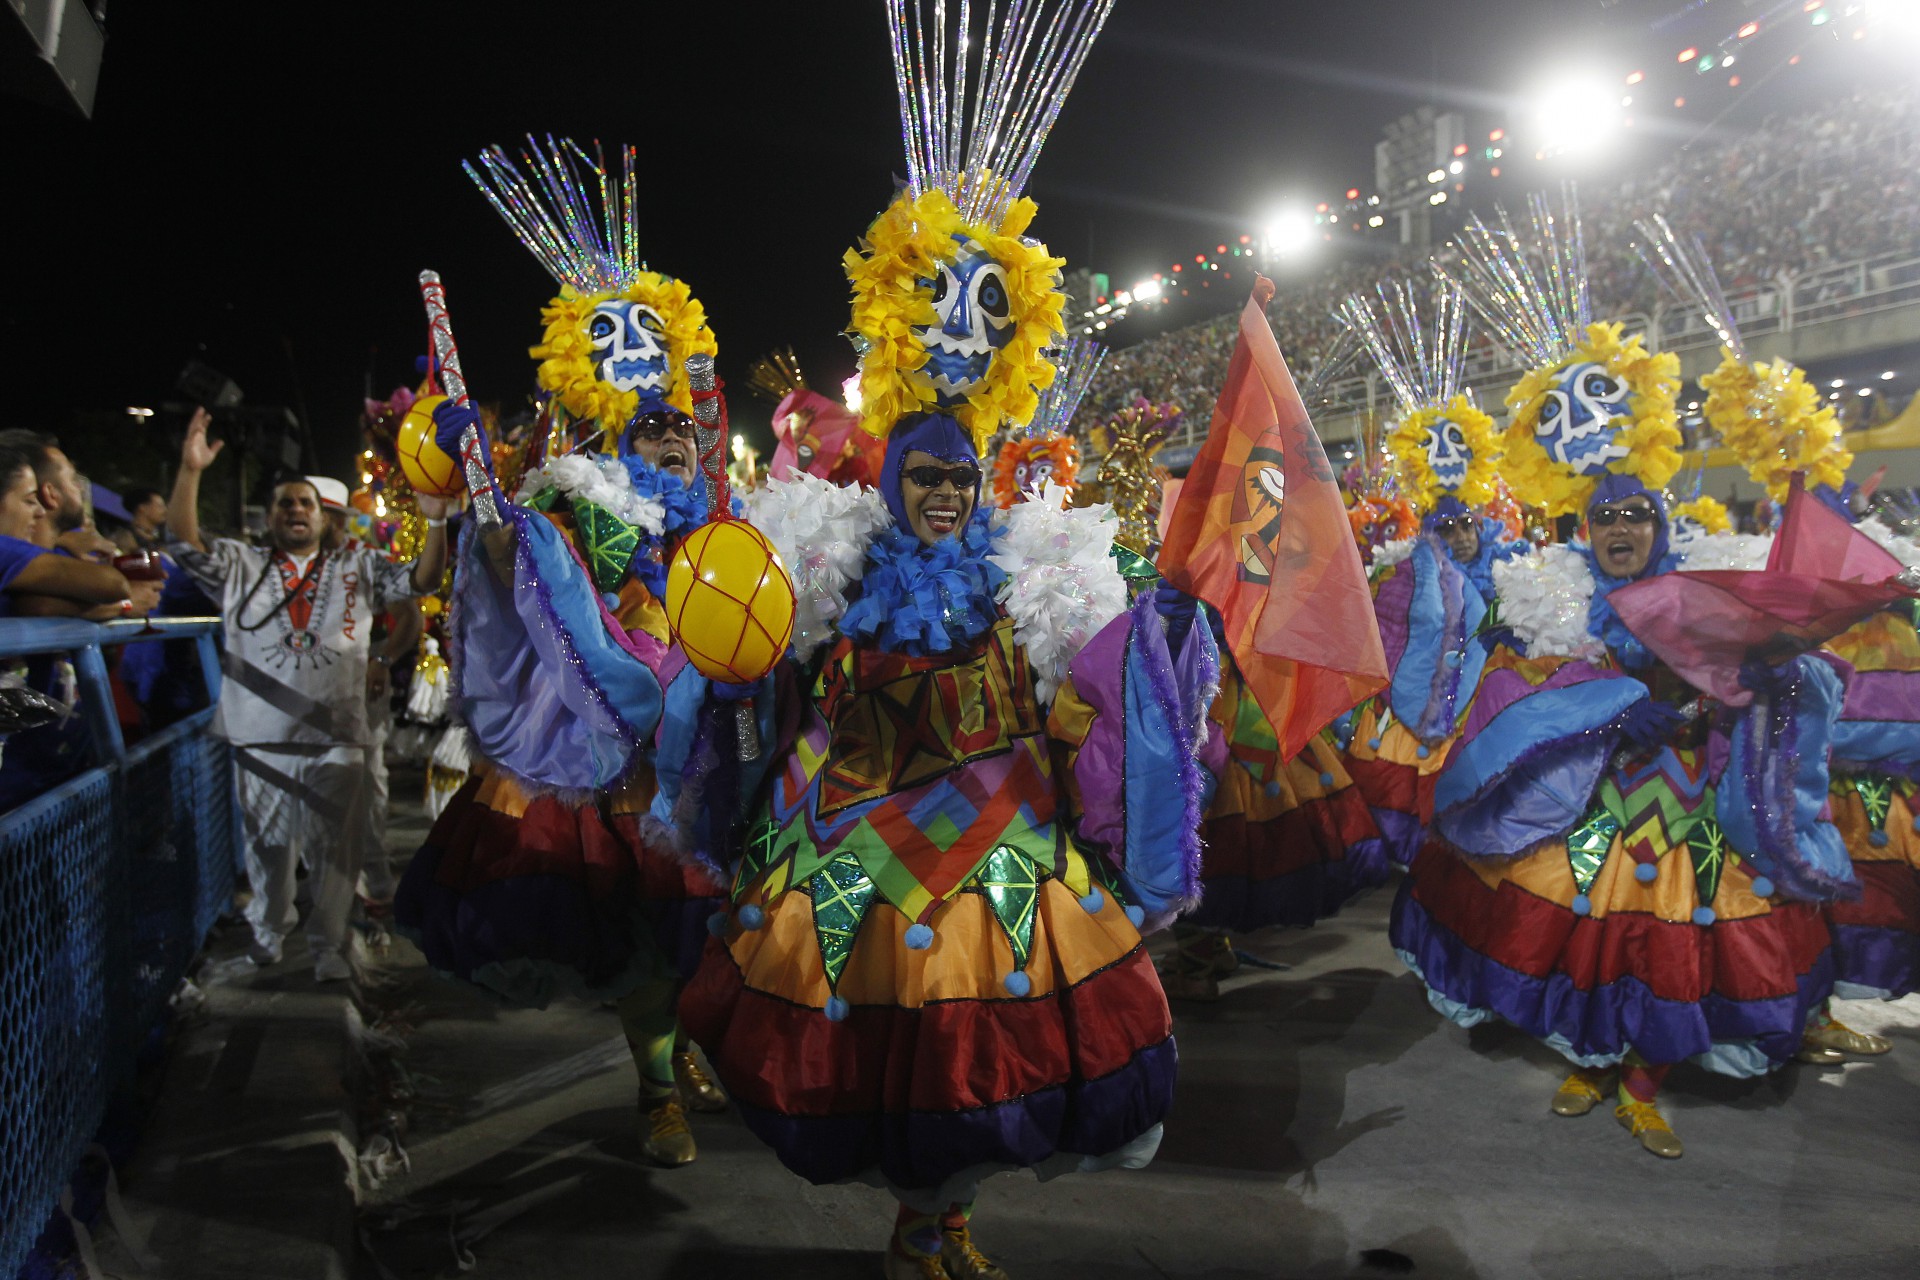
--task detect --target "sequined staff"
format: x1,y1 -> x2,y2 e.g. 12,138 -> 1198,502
686,353 -> 729,515
417,270 -> 502,531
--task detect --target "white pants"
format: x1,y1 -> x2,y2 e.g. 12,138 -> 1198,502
235,743 -> 367,959
357,707 -> 394,902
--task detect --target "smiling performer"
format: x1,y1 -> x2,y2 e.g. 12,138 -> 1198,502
393,137 -> 732,1168
1389,191 -> 1843,1159
664,4 -> 1219,1277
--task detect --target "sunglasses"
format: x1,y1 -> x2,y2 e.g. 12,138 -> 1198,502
903,463 -> 982,491
1431,516 -> 1475,534
628,410 -> 696,442
1590,505 -> 1657,528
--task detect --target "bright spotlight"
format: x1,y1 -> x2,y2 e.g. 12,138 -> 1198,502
1530,76 -> 1622,157
1133,279 -> 1163,301
842,373 -> 863,414
1263,210 -> 1315,257
1865,0 -> 1920,41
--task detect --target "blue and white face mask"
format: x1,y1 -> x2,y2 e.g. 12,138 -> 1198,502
587,299 -> 670,397
1538,361 -> 1630,474
916,236 -> 1014,405
1424,417 -> 1471,488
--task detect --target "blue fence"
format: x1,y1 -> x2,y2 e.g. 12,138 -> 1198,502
0,617 -> 236,1277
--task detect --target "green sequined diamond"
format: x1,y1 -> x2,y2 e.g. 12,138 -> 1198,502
1566,807 -> 1620,894
1686,816 -> 1728,908
1850,775 -> 1894,832
572,499 -> 642,595
975,843 -> 1041,971
808,852 -> 877,990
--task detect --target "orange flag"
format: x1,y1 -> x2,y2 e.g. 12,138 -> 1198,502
1157,277 -> 1387,758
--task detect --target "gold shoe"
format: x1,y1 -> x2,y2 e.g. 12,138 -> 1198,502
881,1248 -> 948,1280
1795,1042 -> 1846,1066
941,1226 -> 1010,1280
673,1050 -> 730,1112
1614,1099 -> 1683,1159
641,1098 -> 696,1167
1156,967 -> 1220,1003
1550,1069 -> 1611,1117
1803,1019 -> 1892,1057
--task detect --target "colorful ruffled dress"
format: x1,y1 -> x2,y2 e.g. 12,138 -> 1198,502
1825,582 -> 1920,1001
1390,539 -> 1841,1074
672,477 -> 1219,1204
396,456 -> 723,1005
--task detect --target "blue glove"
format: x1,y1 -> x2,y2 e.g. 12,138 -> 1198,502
1617,698 -> 1687,752
1739,658 -> 1796,698
431,398 -> 487,464
1153,584 -> 1197,647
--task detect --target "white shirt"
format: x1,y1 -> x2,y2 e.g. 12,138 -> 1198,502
170,537 -> 419,747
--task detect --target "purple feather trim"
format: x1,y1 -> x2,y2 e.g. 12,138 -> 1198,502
663,697 -> 734,884
1130,591 -> 1215,931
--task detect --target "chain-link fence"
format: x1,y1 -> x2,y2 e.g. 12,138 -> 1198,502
0,618 -> 234,1276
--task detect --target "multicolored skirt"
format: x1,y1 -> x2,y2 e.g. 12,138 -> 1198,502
1828,775 -> 1920,1000
395,763 -> 725,1007
1392,751 -> 1833,1075
678,841 -> 1173,1200
1188,735 -> 1387,932
1340,704 -> 1452,868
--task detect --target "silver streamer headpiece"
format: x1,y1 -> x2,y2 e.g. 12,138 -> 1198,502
1434,185 -> 1590,370
1333,276 -> 1469,418
463,135 -> 648,294
887,0 -> 1116,226
1029,336 -> 1104,437
1633,213 -> 1744,359
1295,323 -> 1364,412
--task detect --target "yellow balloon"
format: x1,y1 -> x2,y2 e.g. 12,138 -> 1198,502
665,520 -> 797,683
397,394 -> 466,498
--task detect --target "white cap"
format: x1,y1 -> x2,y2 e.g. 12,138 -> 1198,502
308,475 -> 350,511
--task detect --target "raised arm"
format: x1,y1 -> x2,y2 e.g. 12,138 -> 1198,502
166,407 -> 223,553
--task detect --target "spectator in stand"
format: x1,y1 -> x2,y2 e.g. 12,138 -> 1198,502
165,409 -> 449,981
0,443 -> 163,811
122,487 -> 167,551
0,429 -> 118,561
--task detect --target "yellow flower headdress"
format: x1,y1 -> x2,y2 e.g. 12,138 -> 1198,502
845,187 -> 1065,456
848,0 -> 1112,456
1669,494 -> 1732,535
1386,395 -> 1502,510
466,136 -> 718,431
1500,322 -> 1683,517
530,275 -> 716,426
1337,278 -> 1501,512
1635,213 -> 1848,503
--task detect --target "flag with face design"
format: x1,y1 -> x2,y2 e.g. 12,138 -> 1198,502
1157,278 -> 1387,758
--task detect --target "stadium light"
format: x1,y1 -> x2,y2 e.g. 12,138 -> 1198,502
1263,209 -> 1315,257
1865,0 -> 1920,41
842,374 -> 863,414
1883,370 -> 1896,380
1133,279 -> 1162,300
1530,75 -> 1621,157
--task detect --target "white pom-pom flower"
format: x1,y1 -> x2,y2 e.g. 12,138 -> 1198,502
1491,544 -> 1602,660
989,483 -> 1129,703
742,473 -> 891,664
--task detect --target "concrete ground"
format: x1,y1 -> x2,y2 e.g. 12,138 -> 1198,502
111,780 -> 1920,1280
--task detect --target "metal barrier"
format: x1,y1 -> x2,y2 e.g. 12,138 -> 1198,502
0,616 -> 234,1278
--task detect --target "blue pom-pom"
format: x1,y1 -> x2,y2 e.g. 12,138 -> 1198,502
824,995 -> 850,1021
1634,862 -> 1658,884
1125,905 -> 1146,928
738,903 -> 766,931
1003,970 -> 1032,997
1692,906 -> 1717,927
1571,893 -> 1592,916
1318,771 -> 1334,787
1264,781 -> 1282,798
1078,888 -> 1105,914
1750,876 -> 1775,898
904,923 -> 934,951
1416,745 -> 1431,759
706,911 -> 730,938
1912,813 -> 1920,833
1870,830 -> 1891,848
601,591 -> 622,612
1367,737 -> 1382,750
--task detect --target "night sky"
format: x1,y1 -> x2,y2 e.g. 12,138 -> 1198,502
3,0 -> 1897,488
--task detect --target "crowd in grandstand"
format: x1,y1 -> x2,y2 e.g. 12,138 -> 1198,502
1081,86 -> 1920,424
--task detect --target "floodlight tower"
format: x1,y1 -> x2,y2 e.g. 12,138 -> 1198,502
1373,107 -> 1466,247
